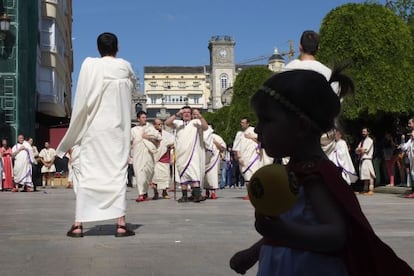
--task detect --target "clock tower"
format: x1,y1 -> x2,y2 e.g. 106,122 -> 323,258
208,35 -> 235,110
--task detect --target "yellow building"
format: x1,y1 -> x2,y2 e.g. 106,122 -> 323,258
143,36 -> 287,119
143,66 -> 210,119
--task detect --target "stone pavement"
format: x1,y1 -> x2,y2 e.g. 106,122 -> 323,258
0,187 -> 413,276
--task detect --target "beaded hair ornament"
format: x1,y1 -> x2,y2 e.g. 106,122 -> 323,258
259,85 -> 321,132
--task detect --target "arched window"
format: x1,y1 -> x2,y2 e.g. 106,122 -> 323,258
220,74 -> 228,89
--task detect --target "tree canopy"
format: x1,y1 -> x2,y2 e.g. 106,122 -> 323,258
366,0 -> 414,22
204,66 -> 273,144
318,3 -> 414,123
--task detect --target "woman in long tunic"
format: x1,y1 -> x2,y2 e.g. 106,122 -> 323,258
56,32 -> 135,238
1,139 -> 13,190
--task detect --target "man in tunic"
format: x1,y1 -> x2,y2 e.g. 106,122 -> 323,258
165,106 -> 208,202
285,30 -> 339,156
131,111 -> 162,202
233,117 -> 260,200
151,118 -> 175,199
399,117 -> 414,198
355,127 -> 376,195
28,137 -> 41,190
328,129 -> 358,185
285,30 -> 334,85
203,125 -> 226,199
56,32 -> 135,238
39,141 -> 56,188
12,134 -> 35,192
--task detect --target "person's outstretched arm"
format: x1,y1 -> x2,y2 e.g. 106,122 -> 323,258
229,238 -> 264,274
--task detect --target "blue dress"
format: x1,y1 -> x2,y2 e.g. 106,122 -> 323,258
257,187 -> 348,276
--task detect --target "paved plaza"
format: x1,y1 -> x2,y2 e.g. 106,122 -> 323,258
0,187 -> 413,276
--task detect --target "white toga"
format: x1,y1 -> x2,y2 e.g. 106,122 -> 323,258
233,126 -> 260,182
131,123 -> 162,195
56,57 -> 134,222
328,139 -> 357,184
152,129 -> 175,190
12,141 -> 34,186
204,127 -> 226,189
174,119 -> 205,185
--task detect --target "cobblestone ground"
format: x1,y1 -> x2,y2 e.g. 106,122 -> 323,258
0,187 -> 413,276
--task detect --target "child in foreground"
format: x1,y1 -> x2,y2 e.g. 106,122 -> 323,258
229,69 -> 414,275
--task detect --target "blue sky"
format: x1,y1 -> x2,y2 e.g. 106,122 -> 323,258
71,0 -> 368,93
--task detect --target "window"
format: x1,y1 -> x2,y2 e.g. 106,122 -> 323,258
193,96 -> 199,104
149,81 -> 157,87
178,81 -> 186,88
55,27 -> 65,59
163,81 -> 171,89
41,19 -> 55,51
164,95 -> 188,104
151,96 -> 156,104
193,81 -> 200,88
220,74 -> 228,89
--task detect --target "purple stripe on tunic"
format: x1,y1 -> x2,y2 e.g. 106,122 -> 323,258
179,131 -> 198,178
180,180 -> 201,185
205,153 -> 220,174
14,149 -> 32,183
242,154 -> 259,175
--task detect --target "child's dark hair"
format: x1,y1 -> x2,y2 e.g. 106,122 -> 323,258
300,30 -> 319,55
251,67 -> 354,134
97,32 -> 118,57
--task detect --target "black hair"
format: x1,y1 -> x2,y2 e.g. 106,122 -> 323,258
181,105 -> 192,112
300,30 -> 319,56
362,127 -> 370,134
241,117 -> 250,123
97,32 -> 118,57
137,111 -> 147,119
252,67 -> 354,134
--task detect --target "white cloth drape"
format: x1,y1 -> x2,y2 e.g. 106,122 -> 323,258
56,57 -> 134,222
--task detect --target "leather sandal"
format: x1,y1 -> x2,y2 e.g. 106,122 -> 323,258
66,224 -> 83,238
115,224 -> 135,238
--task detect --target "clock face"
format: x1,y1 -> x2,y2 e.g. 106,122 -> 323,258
218,48 -> 227,58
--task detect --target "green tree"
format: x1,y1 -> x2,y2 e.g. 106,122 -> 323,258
386,0 -> 414,21
365,0 -> 414,21
204,67 -> 273,144
319,3 -> 414,126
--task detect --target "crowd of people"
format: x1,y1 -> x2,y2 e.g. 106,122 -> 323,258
1,30 -> 413,274
127,107 -> 273,203
0,135 -> 62,192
